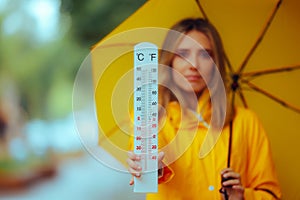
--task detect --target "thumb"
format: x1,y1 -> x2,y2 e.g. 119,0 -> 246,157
158,151 -> 165,170
158,151 -> 165,162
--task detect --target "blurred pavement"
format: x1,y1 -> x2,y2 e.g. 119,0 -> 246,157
0,151 -> 145,200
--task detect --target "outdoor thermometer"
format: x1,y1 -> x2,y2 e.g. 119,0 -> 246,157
133,42 -> 158,193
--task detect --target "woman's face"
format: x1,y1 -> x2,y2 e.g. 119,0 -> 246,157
172,30 -> 214,95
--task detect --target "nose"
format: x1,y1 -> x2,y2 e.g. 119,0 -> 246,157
187,53 -> 199,70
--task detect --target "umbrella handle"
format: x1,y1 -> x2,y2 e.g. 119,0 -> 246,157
219,119 -> 233,200
227,120 -> 233,168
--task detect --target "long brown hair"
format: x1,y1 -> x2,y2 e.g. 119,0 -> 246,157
158,18 -> 233,126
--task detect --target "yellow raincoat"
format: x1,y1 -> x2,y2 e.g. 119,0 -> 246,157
130,93 -> 281,200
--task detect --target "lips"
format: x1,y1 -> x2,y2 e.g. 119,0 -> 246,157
185,75 -> 202,82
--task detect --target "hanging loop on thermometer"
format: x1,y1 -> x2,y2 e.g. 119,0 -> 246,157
134,42 -> 158,193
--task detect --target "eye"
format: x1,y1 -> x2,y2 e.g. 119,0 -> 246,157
175,49 -> 189,58
198,49 -> 213,59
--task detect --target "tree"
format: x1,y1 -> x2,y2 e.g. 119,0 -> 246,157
0,0 -> 146,119
60,0 -> 146,46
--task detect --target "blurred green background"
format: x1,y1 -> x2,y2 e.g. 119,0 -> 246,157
0,0 -> 146,199
0,0 -> 145,120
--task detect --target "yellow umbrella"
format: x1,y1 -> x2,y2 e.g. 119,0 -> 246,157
87,0 -> 300,198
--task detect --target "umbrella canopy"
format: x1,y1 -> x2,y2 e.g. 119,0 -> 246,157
89,0 -> 300,198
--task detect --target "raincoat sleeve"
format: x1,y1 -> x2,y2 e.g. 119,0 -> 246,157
242,110 -> 282,200
157,127 -> 175,184
155,104 -> 183,184
158,164 -> 174,184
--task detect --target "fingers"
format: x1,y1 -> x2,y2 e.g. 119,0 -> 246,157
222,177 -> 241,187
128,151 -> 141,161
220,168 -> 233,175
220,168 -> 242,188
127,151 -> 142,179
129,176 -> 134,185
232,185 -> 244,191
220,168 -> 244,198
127,151 -> 166,185
221,168 -> 240,180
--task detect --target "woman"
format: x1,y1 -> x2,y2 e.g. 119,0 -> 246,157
127,18 -> 281,200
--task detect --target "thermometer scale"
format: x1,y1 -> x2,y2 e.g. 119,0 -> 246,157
133,42 -> 158,193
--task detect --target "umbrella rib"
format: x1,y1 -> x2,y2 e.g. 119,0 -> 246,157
195,0 -> 234,73
242,64 -> 300,78
224,51 -> 234,74
237,89 -> 248,108
246,81 -> 300,114
195,0 -> 209,21
237,0 -> 282,74
93,42 -> 137,50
